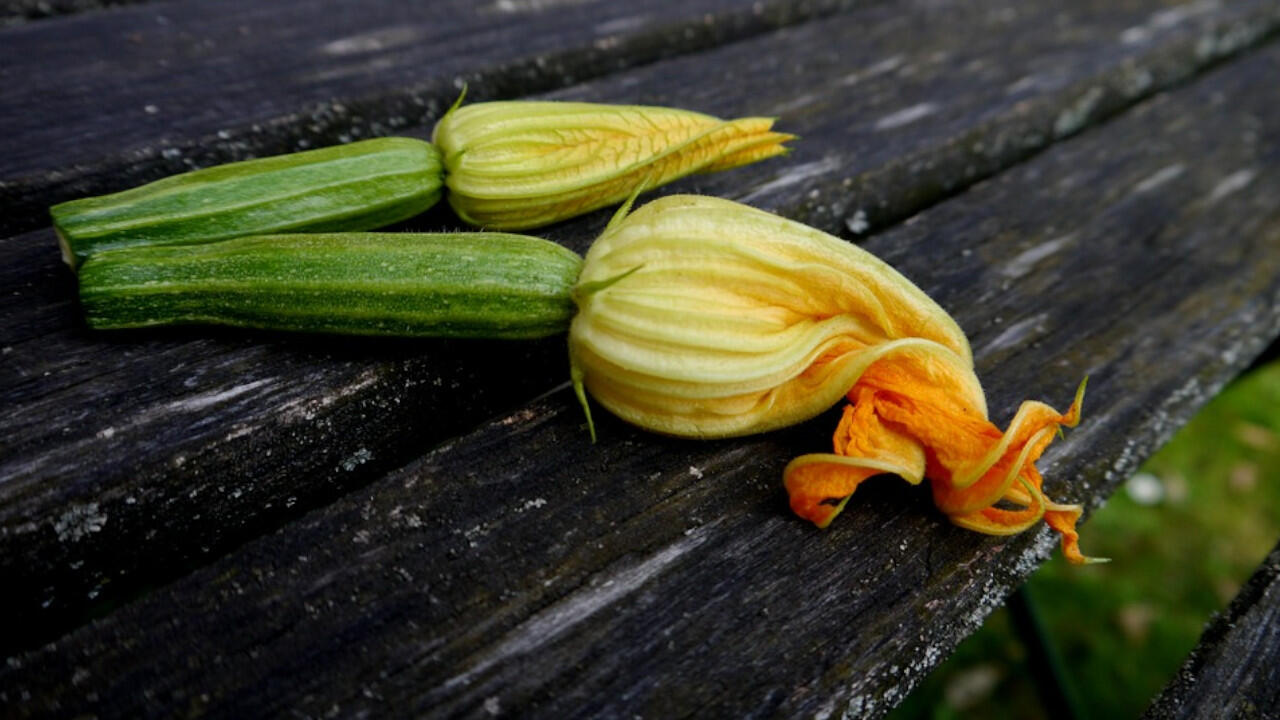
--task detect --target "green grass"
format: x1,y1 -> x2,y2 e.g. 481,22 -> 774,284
889,358 -> 1280,720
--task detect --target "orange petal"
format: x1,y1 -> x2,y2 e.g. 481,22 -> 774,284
784,399 -> 925,527
931,424 -> 1058,516
1045,503 -> 1107,565
786,369 -> 1093,565
949,477 -> 1046,536
950,379 -> 1086,490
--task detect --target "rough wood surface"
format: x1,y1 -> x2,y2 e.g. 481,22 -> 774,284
5,35 -> 1280,720
0,0 -> 866,238
4,0 -> 1279,656
0,0 -> 153,26
1144,540 -> 1280,720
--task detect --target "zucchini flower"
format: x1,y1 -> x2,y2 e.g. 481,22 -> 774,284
432,100 -> 792,230
569,195 -> 1096,564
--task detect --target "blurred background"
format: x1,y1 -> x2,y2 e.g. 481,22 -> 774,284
891,354 -> 1280,719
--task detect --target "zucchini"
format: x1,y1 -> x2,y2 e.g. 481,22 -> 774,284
78,232 -> 583,339
52,138 -> 445,270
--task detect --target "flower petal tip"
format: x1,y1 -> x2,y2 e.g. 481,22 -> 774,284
1063,375 -> 1088,428
788,492 -> 849,529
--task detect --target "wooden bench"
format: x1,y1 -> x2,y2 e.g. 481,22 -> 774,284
3,0 -> 1280,717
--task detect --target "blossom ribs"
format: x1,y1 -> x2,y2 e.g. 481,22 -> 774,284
570,195 -> 1095,563
433,101 -> 793,230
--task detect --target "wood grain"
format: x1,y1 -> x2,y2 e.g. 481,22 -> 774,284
4,0 -> 1279,656
0,0 -> 154,26
1144,541 -> 1280,719
0,0 -> 868,237
5,35 -> 1280,720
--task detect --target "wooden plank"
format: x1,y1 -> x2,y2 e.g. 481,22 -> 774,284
0,0 -> 868,237
0,0 -> 153,26
1144,540 -> 1280,719
543,0 -> 1280,235
4,0 -> 1278,655
5,35 -> 1280,720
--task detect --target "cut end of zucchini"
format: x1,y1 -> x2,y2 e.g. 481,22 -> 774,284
54,223 -> 76,270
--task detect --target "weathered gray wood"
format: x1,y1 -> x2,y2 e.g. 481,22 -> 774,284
545,0 -> 1280,236
5,0 -> 1279,656
0,0 -> 153,26
5,34 -> 1280,720
1144,540 -> 1280,720
0,0 -> 867,238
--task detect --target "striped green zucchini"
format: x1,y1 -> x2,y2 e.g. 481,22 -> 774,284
52,138 -> 444,269
78,232 -> 583,339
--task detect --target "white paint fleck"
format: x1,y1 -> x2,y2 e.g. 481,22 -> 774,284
838,54 -> 904,86
1132,163 -> 1186,195
223,423 -> 254,442
95,427 -> 116,440
1201,23 -> 1265,59
499,407 -> 539,426
981,314 -> 1047,355
1002,235 -> 1072,277
166,379 -> 271,413
278,370 -> 379,425
595,14 -> 646,35
54,503 -> 108,542
1196,34 -> 1217,59
739,157 -> 842,203
517,497 -> 548,513
770,92 -> 820,115
1053,87 -> 1105,138
1123,0 -> 1220,44
847,209 -> 870,235
688,466 -> 704,479
1150,0 -> 1221,29
340,448 -> 373,472
1005,74 -> 1044,95
143,104 -> 158,114
874,102 -> 939,131
461,523 -> 489,548
442,525 -> 713,690
1124,69 -> 1154,96
1120,26 -> 1152,45
1013,531 -> 1059,577
483,696 -> 501,715
322,27 -> 421,55
1207,168 -> 1257,204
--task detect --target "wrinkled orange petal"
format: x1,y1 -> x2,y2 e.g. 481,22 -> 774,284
785,363 -> 1096,564
1044,503 -> 1107,565
784,390 -> 925,527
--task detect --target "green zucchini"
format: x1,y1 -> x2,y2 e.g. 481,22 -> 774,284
52,138 -> 445,270
78,232 -> 584,339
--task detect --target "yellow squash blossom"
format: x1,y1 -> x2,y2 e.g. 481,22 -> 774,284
432,100 -> 792,230
569,194 -> 1096,564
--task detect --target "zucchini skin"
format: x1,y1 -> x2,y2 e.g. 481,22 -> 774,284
51,138 -> 445,269
78,232 -> 584,339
